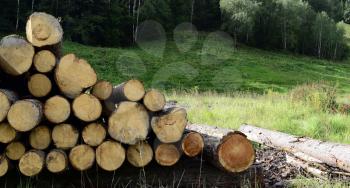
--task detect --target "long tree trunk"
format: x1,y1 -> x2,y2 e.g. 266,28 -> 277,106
239,124 -> 350,172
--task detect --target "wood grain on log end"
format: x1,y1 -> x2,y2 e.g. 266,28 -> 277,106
154,143 -> 181,166
143,89 -> 166,112
28,73 -> 52,97
69,145 -> 95,171
44,95 -> 71,124
127,141 -> 153,167
82,123 -> 106,147
29,125 -> 51,150
7,99 -> 42,132
181,132 -> 204,157
72,94 -> 102,122
52,124 -> 79,150
46,149 -> 68,173
19,150 -> 45,176
92,80 -> 113,100
96,141 -> 125,171
0,156 -> 9,177
0,89 -> 18,122
33,50 -> 56,73
121,79 -> 145,101
0,122 -> 17,144
6,141 -> 26,160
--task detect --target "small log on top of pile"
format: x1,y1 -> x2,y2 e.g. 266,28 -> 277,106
0,11 -> 258,187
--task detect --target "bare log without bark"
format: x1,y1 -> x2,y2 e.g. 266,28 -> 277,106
92,80 -> 113,100
0,156 -> 9,177
0,89 -> 18,122
46,149 -> 68,173
127,141 -> 153,167
28,73 -> 52,97
69,144 -> 95,171
143,89 -> 166,112
26,12 -> 63,47
72,94 -> 102,122
52,124 -> 79,150
181,132 -> 204,157
82,122 -> 106,147
19,150 -> 45,176
0,35 -> 35,76
239,124 -> 350,172
0,122 -> 17,144
108,101 -> 149,144
44,95 -> 71,124
6,141 -> 26,160
286,153 -> 327,179
55,54 -> 97,99
151,107 -> 187,143
7,99 -> 42,132
154,139 -> 182,166
29,125 -> 51,150
187,124 -> 255,173
96,141 -> 125,171
33,50 -> 56,73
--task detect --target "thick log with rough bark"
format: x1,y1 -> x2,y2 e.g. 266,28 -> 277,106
33,50 -> 56,73
55,54 -> 97,99
72,94 -> 102,122
46,149 -> 68,173
151,107 -> 187,143
52,124 -> 79,150
92,80 -> 113,100
187,124 -> 255,173
0,156 -> 9,177
0,122 -> 17,144
6,141 -> 26,160
26,12 -> 63,47
28,73 -> 52,97
96,141 -> 125,171
181,132 -> 204,157
0,89 -> 18,122
0,35 -> 35,76
29,125 -> 51,150
82,122 -> 106,147
19,150 -> 45,176
44,95 -> 71,124
153,139 -> 182,166
7,99 -> 42,132
143,89 -> 166,112
69,144 -> 95,171
239,124 -> 350,172
108,101 -> 149,144
127,141 -> 153,167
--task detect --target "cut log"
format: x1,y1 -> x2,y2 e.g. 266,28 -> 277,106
44,95 -> 71,124
153,140 -> 182,166
0,156 -> 9,177
28,73 -> 52,97
286,153 -> 327,179
7,99 -> 42,132
181,132 -> 204,157
187,124 -> 255,173
26,12 -> 63,47
5,141 -> 25,160
104,80 -> 145,114
29,125 -> 51,150
46,149 -> 68,173
52,124 -> 79,150
143,89 -> 166,112
92,80 -> 113,100
82,122 -> 106,147
108,101 -> 149,144
0,35 -> 35,76
55,54 -> 97,99
69,144 -> 95,171
96,141 -> 125,171
19,150 -> 45,176
127,141 -> 153,167
151,107 -> 187,143
0,122 -> 17,144
33,50 -> 56,73
72,94 -> 102,122
239,124 -> 350,172
0,89 -> 18,122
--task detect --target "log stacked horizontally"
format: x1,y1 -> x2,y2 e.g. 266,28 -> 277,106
0,11 -> 256,184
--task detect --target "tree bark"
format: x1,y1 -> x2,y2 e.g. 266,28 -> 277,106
96,141 -> 125,171
19,150 -> 45,176
239,124 -> 350,172
187,124 -> 255,173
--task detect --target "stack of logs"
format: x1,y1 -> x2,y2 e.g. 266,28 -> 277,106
0,12 -> 255,179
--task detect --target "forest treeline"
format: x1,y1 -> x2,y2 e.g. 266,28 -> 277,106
0,0 -> 349,60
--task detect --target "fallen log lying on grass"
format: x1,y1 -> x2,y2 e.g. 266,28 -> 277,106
239,124 -> 350,172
